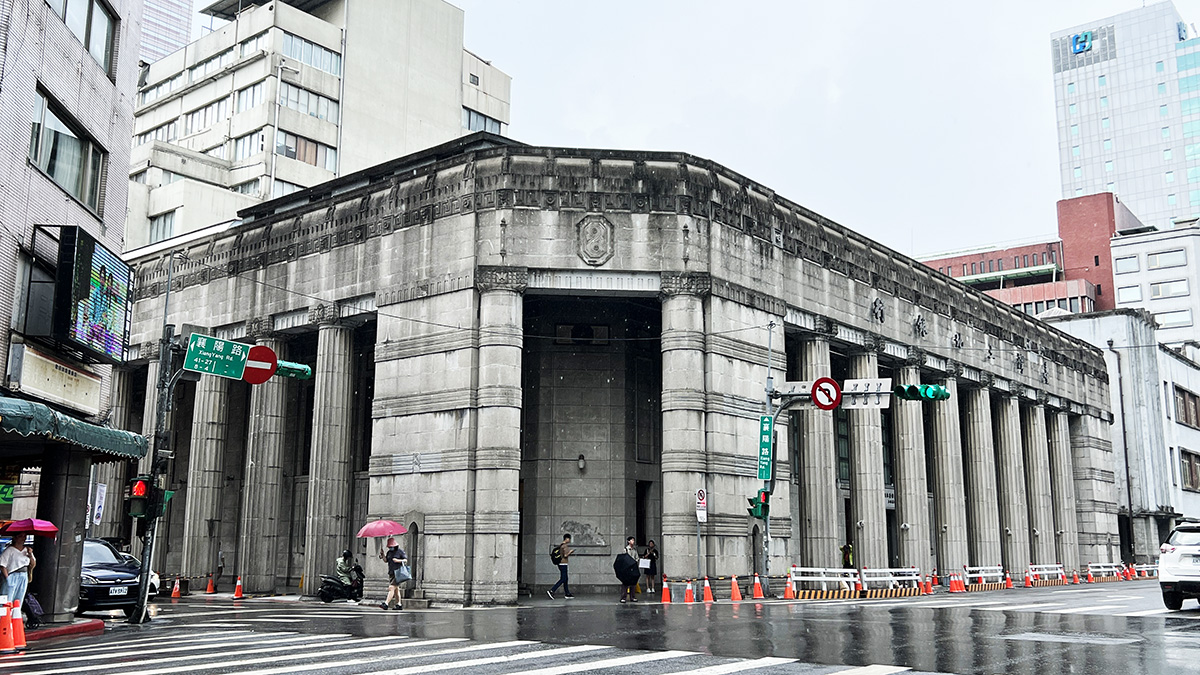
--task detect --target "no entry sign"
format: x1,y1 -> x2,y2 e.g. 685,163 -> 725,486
811,377 -> 842,411
242,345 -> 279,385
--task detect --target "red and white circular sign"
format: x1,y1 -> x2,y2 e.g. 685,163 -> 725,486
242,345 -> 279,385
811,377 -> 842,411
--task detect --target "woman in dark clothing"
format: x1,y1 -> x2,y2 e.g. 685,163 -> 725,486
643,540 -> 660,593
380,537 -> 407,610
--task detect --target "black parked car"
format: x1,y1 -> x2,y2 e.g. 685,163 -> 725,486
78,539 -> 141,616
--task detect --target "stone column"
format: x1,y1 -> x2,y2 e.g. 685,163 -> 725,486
181,374 -> 230,578
93,369 -> 133,539
138,360 -> 160,476
929,375 -> 968,578
848,350 -> 887,570
1048,411 -> 1080,571
302,312 -> 356,595
962,386 -> 1001,567
660,273 -> 708,579
892,364 -> 930,573
32,447 -> 91,622
1069,413 -> 1119,564
798,333 -> 839,568
995,395 -> 1030,575
238,335 -> 289,593
468,280 -> 524,603
1022,404 -> 1056,565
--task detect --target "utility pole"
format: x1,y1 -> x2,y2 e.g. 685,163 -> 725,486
761,321 -> 775,593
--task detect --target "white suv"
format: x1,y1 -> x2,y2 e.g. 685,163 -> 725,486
1160,524 -> 1200,609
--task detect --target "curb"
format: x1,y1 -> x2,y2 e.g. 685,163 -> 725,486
27,619 -> 105,642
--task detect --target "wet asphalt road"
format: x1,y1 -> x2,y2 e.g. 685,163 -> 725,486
6,579 -> 1199,675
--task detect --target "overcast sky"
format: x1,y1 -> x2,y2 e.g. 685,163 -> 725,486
198,1 -> 1199,257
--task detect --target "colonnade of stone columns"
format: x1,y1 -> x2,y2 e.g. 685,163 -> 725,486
238,337 -> 289,593
180,375 -> 229,577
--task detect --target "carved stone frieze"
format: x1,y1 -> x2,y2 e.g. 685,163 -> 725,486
870,297 -> 886,323
660,271 -> 711,297
309,303 -> 340,326
577,215 -> 615,266
905,347 -> 926,368
476,266 -> 529,293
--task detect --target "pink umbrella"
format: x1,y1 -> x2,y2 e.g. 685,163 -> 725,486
1,518 -> 59,537
357,519 -> 408,538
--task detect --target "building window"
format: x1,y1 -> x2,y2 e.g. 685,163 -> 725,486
1070,297 -> 1080,312
279,82 -> 340,123
1042,253 -> 1048,265
461,107 -> 502,134
190,49 -> 234,83
1013,256 -> 1020,268
232,178 -> 260,195
988,260 -> 994,273
1166,148 -> 1174,161
240,30 -> 270,57
184,98 -> 230,135
1023,254 -> 1029,267
1114,256 -> 1138,274
47,0 -> 115,74
1070,124 -> 1079,137
1102,117 -> 1111,128
997,259 -> 1004,271
1148,249 -> 1187,269
1151,279 -> 1190,299
1099,74 -> 1107,86
274,129 -> 337,172
1186,120 -> 1200,137
204,144 -> 227,159
1116,285 -> 1142,303
160,170 -> 182,185
1164,127 -> 1172,138
1072,145 -> 1080,156
1068,82 -> 1076,94
971,262 -> 977,275
962,264 -> 967,276
1191,189 -> 1200,205
1190,167 -> 1200,183
469,73 -> 479,85
1105,160 -> 1113,172
29,90 -> 105,211
1101,96 -> 1108,107
1183,450 -> 1200,490
1069,103 -> 1077,116
1167,171 -> 1176,183
1162,104 -> 1171,117
1170,193 -> 1178,205
131,170 -> 146,184
1178,388 -> 1200,430
149,209 -> 176,244
1157,309 -> 1193,328
1104,138 -> 1113,150
233,129 -> 264,160
835,409 -> 850,482
1160,82 -> 1168,94
1184,98 -> 1200,116
281,32 -> 342,76
135,120 -> 177,146
140,74 -> 184,106
236,82 -> 264,112
1158,60 -> 1166,73
272,179 -> 304,198
1073,166 -> 1082,178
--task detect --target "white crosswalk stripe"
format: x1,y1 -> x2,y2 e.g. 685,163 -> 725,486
1044,604 -> 1125,614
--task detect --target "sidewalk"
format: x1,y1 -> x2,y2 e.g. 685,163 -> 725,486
26,618 -> 105,642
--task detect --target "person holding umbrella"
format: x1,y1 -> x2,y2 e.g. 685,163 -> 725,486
0,534 -> 36,605
614,537 -> 641,603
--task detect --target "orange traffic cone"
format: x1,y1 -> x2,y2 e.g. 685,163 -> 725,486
855,570 -> 863,593
171,577 -> 182,598
206,573 -> 215,594
923,575 -> 932,595
233,575 -> 244,599
751,574 -> 765,599
931,568 -> 939,586
1005,571 -> 1014,589
661,579 -> 672,604
1072,570 -> 1080,585
1024,570 -> 1033,588
730,576 -> 743,601
949,574 -> 963,593
11,600 -> 25,651
1087,568 -> 1095,584
783,572 -> 795,600
702,577 -> 715,603
0,600 -> 16,655
684,581 -> 695,604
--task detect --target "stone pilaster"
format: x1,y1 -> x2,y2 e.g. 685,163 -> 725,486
93,369 -> 133,539
468,285 -> 523,603
138,361 -> 160,475
1023,404 -> 1056,565
181,374 -> 229,578
1048,410 -> 1080,571
798,336 -> 839,568
660,278 -> 708,578
302,321 -> 356,595
848,351 -> 887,569
962,387 -> 1001,567
238,337 -> 289,594
1069,413 -> 1117,564
995,395 -> 1030,575
892,364 -> 930,573
929,376 -> 968,578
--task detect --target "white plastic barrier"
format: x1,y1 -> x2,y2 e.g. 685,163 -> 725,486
963,565 -> 1003,585
1088,562 -> 1124,578
859,567 -> 923,590
1134,564 -> 1159,577
1028,563 -> 1066,581
789,566 -> 861,591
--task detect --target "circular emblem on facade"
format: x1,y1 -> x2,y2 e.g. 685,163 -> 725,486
577,215 -> 615,266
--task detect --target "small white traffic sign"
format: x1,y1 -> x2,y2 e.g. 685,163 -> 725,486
841,378 -> 893,409
811,377 -> 842,411
696,488 -> 708,523
775,380 -> 813,397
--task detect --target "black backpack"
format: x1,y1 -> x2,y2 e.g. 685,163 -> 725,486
550,544 -> 563,564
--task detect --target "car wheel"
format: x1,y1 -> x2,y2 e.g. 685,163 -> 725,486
318,588 -> 333,603
1164,591 -> 1183,610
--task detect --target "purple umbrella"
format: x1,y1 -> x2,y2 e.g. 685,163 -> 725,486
0,518 -> 58,537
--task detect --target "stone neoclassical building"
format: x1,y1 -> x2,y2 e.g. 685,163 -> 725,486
105,133 -> 1119,603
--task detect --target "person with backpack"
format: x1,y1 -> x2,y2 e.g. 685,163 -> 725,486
547,533 -> 574,599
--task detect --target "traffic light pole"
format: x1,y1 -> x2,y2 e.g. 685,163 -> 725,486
761,322 -> 775,593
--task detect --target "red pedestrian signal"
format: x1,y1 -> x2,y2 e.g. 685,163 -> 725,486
128,477 -> 150,518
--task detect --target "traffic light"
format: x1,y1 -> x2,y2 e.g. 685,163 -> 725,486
747,489 -> 771,520
893,384 -> 951,401
127,476 -> 150,518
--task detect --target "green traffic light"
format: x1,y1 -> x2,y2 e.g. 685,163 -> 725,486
894,384 -> 951,401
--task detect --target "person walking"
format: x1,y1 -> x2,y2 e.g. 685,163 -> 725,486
840,543 -> 854,569
0,535 -> 34,606
380,538 -> 407,610
548,534 -> 574,599
643,540 -> 660,593
620,536 -> 640,603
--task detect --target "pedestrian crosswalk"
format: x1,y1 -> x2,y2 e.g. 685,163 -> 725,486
798,589 -> 1200,618
0,627 -> 925,675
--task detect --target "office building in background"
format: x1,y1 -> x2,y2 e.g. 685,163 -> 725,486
141,0 -> 193,62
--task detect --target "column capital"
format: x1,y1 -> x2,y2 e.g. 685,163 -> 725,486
476,265 -> 528,293
247,317 -> 282,341
659,271 -> 711,297
309,303 -> 341,326
904,347 -> 926,367
860,333 -> 886,354
807,316 -> 838,339
944,361 -> 964,378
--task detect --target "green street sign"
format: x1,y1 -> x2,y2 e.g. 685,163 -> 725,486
757,415 -> 774,480
183,333 -> 249,380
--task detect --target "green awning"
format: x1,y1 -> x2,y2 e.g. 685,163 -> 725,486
0,397 -> 148,460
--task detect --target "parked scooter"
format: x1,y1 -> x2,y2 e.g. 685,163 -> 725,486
318,556 -> 365,602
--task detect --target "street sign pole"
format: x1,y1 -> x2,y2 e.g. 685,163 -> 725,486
761,321 -> 776,594
695,488 -> 707,581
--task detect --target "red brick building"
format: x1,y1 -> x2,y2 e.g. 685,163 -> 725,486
919,193 -> 1148,316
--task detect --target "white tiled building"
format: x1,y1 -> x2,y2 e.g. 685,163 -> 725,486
125,0 -> 511,251
1110,220 -> 1200,343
